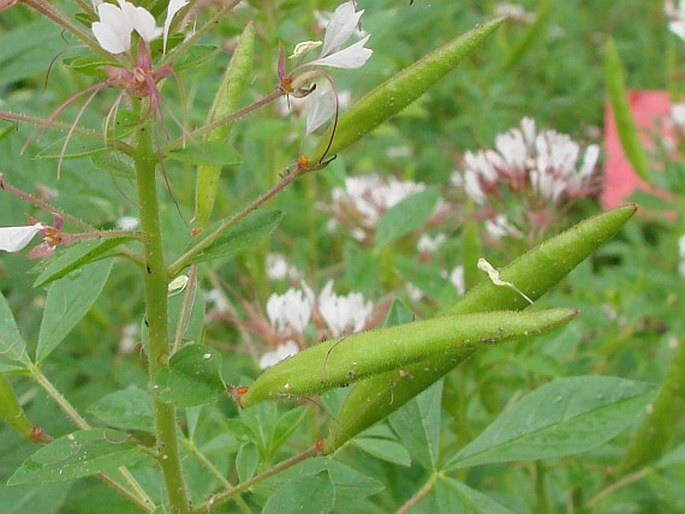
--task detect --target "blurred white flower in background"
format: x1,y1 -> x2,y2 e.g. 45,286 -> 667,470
259,340 -> 299,369
317,280 -> 374,337
666,0 -> 685,40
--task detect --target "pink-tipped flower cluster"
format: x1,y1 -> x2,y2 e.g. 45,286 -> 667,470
453,117 -> 599,240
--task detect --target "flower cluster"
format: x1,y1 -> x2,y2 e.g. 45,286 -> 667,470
226,280 -> 377,369
325,174 -> 446,244
453,117 -> 599,240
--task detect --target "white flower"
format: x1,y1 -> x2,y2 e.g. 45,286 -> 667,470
92,0 -> 185,55
406,282 -> 424,302
666,0 -> 685,40
304,85 -> 337,135
417,233 -> 446,254
317,280 -> 373,337
116,216 -> 139,230
266,253 -> 300,281
0,223 -> 44,253
163,0 -> 189,55
304,1 -> 372,69
449,265 -> 465,295
259,340 -> 299,369
266,288 -> 312,335
679,234 -> 685,278
485,214 -> 521,240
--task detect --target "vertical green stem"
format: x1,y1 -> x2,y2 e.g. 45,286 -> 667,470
134,120 -> 189,514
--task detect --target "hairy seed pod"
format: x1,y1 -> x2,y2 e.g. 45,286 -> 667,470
194,22 -> 255,230
310,17 -> 505,163
323,205 -> 637,453
240,309 -> 577,408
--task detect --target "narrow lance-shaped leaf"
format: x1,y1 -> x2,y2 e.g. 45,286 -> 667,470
324,205 -> 636,453
194,21 -> 255,231
37,259 -> 113,363
605,38 -> 650,181
0,291 -> 31,371
32,237 -> 132,288
8,428 -> 144,485
239,309 -> 576,408
309,17 -> 505,162
446,376 -> 657,469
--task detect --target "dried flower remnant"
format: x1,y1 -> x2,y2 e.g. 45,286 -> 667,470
454,117 -> 599,240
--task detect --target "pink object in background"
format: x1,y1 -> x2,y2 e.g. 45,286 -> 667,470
603,90 -> 673,210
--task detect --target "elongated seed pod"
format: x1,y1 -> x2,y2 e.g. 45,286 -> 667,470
240,309 -> 576,408
605,38 -> 650,181
309,18 -> 505,163
194,22 -> 255,230
323,205 -> 637,453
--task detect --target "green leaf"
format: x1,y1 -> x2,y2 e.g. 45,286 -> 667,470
437,477 -> 517,514
311,17 -> 505,161
254,458 -> 383,505
153,344 -> 224,407
0,483 -> 72,514
33,238 -> 131,288
187,210 -> 285,265
375,188 -> 439,247
62,53 -> 117,77
605,38 -> 650,180
388,381 -> 443,470
87,387 -> 154,432
446,376 -> 657,469
172,44 -> 220,72
36,259 -> 113,363
167,140 -> 241,167
271,407 -> 308,457
8,429 -> 144,485
236,442 -> 259,482
262,472 -> 334,514
354,437 -> 412,467
0,291 -> 31,371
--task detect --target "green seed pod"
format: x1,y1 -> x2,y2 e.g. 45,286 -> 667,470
618,337 -> 685,473
309,17 -> 505,163
605,38 -> 650,181
324,205 -> 637,453
0,374 -> 33,440
240,309 -> 576,408
194,22 -> 255,230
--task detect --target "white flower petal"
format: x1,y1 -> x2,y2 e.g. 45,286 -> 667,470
305,87 -> 336,135
321,1 -> 364,57
259,340 -> 299,369
92,2 -> 132,54
164,0 -> 189,54
312,34 -> 372,69
120,0 -> 158,42
0,224 -> 44,253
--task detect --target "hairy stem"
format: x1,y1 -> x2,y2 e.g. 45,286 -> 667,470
134,117 -> 189,514
168,163 -> 313,277
396,472 -> 438,514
